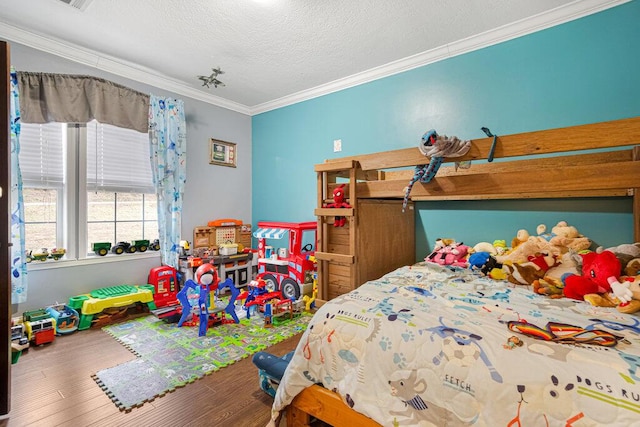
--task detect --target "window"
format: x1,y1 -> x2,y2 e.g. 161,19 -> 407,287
19,120 -> 158,262
85,121 -> 158,251
301,230 -> 316,253
19,122 -> 65,252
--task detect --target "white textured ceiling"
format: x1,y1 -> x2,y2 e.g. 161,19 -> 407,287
0,0 -> 627,114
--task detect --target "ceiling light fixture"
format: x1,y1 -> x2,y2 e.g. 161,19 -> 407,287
197,67 -> 226,89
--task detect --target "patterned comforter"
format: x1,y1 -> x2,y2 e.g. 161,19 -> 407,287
270,262 -> 640,426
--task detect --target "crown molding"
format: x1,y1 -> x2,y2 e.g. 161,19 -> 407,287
249,0 -> 629,115
0,0 -> 629,117
0,21 -> 251,115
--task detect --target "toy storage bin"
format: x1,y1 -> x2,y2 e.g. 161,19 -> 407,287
219,243 -> 238,255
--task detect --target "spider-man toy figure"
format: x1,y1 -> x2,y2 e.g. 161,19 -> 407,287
324,183 -> 351,227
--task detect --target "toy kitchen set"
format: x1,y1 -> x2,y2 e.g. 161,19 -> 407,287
180,219 -> 256,288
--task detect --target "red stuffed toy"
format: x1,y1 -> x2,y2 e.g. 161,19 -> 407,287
324,184 -> 351,227
562,250 -> 633,303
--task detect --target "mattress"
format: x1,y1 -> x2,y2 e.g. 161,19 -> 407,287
271,262 -> 640,426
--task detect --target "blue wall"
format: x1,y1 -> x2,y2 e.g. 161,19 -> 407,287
252,2 -> 640,260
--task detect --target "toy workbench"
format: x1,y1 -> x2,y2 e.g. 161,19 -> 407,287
178,252 -> 256,289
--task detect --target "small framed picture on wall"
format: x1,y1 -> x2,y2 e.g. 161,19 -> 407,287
209,139 -> 236,167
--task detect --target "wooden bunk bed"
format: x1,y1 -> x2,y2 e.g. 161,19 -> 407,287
280,116 -> 640,427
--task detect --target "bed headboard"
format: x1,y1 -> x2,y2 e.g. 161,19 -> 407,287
316,116 -> 640,241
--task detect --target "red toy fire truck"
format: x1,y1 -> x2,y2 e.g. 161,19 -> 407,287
252,221 -> 316,300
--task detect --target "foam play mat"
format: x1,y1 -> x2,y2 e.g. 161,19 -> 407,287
93,312 -> 310,411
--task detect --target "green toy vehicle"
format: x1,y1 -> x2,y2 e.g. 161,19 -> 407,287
92,242 -> 112,256
132,240 -> 150,252
92,240 -> 158,256
49,248 -> 66,260
31,248 -> 50,262
25,248 -> 66,261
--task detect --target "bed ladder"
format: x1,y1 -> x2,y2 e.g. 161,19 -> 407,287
313,160 -> 358,303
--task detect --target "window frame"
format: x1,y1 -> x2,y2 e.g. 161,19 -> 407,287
21,122 -> 160,270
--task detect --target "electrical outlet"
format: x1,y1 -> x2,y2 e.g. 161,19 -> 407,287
333,139 -> 342,152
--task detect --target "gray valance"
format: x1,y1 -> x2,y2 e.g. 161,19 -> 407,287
17,71 -> 150,133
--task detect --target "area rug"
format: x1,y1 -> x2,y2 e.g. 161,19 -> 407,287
92,311 -> 310,411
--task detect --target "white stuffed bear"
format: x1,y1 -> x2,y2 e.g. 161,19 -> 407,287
545,221 -> 591,253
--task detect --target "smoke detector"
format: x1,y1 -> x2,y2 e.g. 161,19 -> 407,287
57,0 -> 94,11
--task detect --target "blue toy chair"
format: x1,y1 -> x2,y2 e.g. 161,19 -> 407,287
252,350 -> 295,397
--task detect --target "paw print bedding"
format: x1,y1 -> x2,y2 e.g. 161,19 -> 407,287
270,262 -> 640,426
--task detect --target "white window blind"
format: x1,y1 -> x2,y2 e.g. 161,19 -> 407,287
18,122 -> 66,188
86,120 -> 154,193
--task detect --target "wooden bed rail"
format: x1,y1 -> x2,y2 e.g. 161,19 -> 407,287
321,116 -> 640,171
356,154 -> 639,199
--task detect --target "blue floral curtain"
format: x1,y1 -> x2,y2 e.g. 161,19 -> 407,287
10,69 -> 28,303
148,95 -> 187,269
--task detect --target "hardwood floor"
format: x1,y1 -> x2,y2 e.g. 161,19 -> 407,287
2,316 -> 301,427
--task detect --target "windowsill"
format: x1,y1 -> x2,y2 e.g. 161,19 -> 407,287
26,251 -> 161,271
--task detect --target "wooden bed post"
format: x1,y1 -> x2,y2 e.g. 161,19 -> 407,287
348,163 -> 358,290
288,385 -> 381,427
316,169 -> 327,302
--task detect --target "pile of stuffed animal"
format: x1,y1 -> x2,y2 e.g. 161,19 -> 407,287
424,220 -> 640,314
